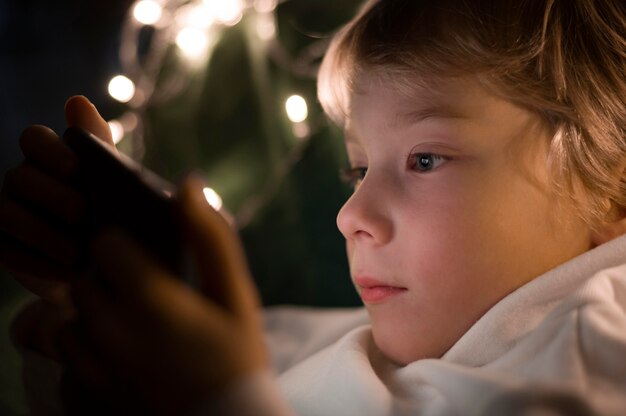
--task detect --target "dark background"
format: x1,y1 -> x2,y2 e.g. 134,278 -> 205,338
0,0 -> 362,413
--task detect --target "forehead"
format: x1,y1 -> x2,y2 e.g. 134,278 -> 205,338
344,73 -> 543,153
346,74 -> 482,132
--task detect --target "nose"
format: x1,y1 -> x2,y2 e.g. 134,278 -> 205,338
336,176 -> 393,246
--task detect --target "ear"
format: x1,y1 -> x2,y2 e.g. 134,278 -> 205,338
591,214 -> 626,246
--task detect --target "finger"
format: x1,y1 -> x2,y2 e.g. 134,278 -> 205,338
11,273 -> 70,302
9,298 -> 75,358
0,199 -> 81,266
177,175 -> 260,315
0,233 -> 76,300
19,125 -> 79,180
56,321 -> 114,390
0,232 -> 77,280
3,164 -> 86,225
57,322 -> 134,416
64,96 -> 114,147
71,275 -> 147,380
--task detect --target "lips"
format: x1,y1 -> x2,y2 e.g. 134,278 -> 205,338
354,277 -> 407,303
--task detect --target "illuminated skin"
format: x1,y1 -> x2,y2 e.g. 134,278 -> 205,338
337,75 -> 595,365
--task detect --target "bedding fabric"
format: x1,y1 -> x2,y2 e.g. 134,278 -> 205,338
266,234 -> 626,415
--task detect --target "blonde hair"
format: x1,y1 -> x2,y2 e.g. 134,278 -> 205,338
318,0 -> 626,225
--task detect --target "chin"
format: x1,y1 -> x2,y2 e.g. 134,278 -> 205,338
370,319 -> 444,366
370,313 -> 456,366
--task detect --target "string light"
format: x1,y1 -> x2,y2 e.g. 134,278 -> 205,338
205,0 -> 244,26
175,3 -> 215,30
108,75 -> 136,103
285,94 -> 308,123
203,187 -> 224,210
133,0 -> 163,25
119,111 -> 139,133
292,122 -> 310,140
256,13 -> 276,41
113,0 -> 333,225
254,0 -> 278,13
108,120 -> 125,144
176,27 -> 210,59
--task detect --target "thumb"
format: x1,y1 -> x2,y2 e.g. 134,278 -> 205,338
64,96 -> 115,148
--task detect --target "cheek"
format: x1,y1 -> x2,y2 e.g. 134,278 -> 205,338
397,198 -> 502,296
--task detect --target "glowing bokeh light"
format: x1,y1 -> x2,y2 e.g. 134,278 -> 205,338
175,3 -> 215,30
285,95 -> 308,123
176,27 -> 209,59
292,122 -> 310,140
205,0 -> 244,26
256,14 -> 276,40
203,187 -> 224,211
133,0 -> 163,25
108,75 -> 136,103
254,0 -> 278,13
108,120 -> 125,144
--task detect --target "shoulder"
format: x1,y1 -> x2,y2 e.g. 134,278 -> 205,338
497,263 -> 626,373
566,263 -> 626,372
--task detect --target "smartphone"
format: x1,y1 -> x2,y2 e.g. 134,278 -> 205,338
63,126 -> 183,276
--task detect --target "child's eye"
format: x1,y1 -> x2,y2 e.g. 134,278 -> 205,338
409,153 -> 447,172
339,167 -> 367,188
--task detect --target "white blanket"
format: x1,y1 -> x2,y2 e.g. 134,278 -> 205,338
266,234 -> 626,415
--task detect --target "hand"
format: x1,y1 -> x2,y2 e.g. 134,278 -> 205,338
0,96 -> 115,304
64,175 -> 267,415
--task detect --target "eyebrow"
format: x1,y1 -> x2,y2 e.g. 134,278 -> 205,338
394,106 -> 467,127
343,105 -> 467,144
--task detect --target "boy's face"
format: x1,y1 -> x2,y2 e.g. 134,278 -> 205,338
338,75 -> 594,365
